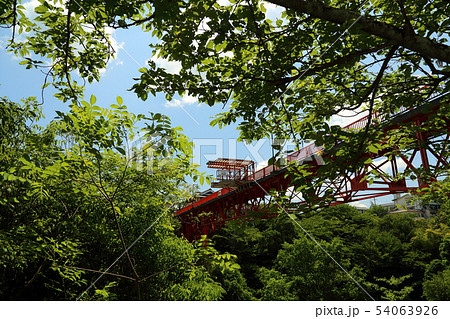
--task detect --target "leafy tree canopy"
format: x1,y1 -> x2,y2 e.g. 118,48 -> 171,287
2,0 -> 449,126
2,0 -> 448,206
1,0 -> 450,300
0,96 -> 236,300
213,204 -> 450,300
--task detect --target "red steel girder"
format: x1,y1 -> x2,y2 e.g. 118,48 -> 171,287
175,95 -> 450,241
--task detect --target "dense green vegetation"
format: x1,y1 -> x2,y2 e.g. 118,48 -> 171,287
1,0 -> 449,301
213,203 -> 450,301
2,0 -> 448,209
0,97 -> 237,300
1,97 -> 449,300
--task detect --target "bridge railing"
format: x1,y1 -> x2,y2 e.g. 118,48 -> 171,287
250,143 -> 323,181
175,188 -> 232,216
253,164 -> 276,180
286,143 -> 322,162
175,93 -> 447,216
343,106 -> 410,131
248,106 -> 414,182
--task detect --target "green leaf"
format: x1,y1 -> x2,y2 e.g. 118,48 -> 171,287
116,147 -> 126,155
81,101 -> 90,108
368,143 -> 382,154
34,5 -> 48,14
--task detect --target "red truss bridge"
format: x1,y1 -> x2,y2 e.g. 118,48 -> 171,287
175,96 -> 450,241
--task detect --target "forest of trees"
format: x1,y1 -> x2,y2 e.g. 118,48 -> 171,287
0,97 -> 234,300
1,99 -> 449,300
1,106 -> 449,300
213,203 -> 450,301
1,0 -> 450,301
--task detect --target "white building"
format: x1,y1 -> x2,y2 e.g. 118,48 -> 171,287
379,193 -> 439,218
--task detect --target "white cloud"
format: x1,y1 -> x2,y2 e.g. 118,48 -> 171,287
329,107 -> 369,128
372,157 -> 407,174
217,0 -> 230,6
98,28 -> 124,75
150,55 -> 182,74
18,1 -> 123,77
329,98 -> 391,129
22,0 -> 67,19
263,1 -> 285,21
215,0 -> 285,26
285,186 -> 304,203
105,27 -> 122,57
197,17 -> 211,35
5,0 -> 41,44
165,95 -> 198,108
22,0 -> 40,20
0,36 -> 22,60
220,51 -> 234,59
256,159 -> 269,171
68,25 -> 123,77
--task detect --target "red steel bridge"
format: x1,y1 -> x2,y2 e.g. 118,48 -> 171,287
175,96 -> 450,241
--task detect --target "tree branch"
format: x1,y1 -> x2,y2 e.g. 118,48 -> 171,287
110,14 -> 154,29
267,0 -> 450,63
421,55 -> 450,76
65,265 -> 135,281
82,158 -> 141,298
13,259 -> 49,300
64,1 -> 72,75
11,0 -> 17,43
396,0 -> 415,37
357,45 -> 399,154
268,43 -> 389,86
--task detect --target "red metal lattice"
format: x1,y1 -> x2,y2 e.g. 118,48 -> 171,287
175,96 -> 450,241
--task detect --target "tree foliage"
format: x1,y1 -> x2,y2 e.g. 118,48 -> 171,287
213,204 -> 450,300
1,0 -> 450,301
2,0 -> 448,206
0,96 -> 237,300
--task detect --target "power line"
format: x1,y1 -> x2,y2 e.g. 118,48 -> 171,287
253,179 -> 376,301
